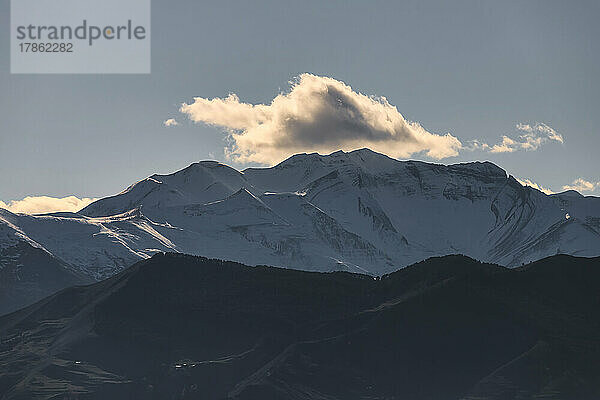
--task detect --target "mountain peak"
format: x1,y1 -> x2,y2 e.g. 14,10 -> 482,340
272,149 -> 508,180
272,152 -> 324,168
81,160 -> 249,217
450,160 -> 507,178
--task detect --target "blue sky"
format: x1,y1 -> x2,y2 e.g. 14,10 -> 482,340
1,0 -> 599,211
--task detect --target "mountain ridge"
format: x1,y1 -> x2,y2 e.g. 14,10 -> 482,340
1,148 -> 599,312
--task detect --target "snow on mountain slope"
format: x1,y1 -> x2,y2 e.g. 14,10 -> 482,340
2,148 -> 599,281
81,161 -> 254,217
119,188 -> 392,274
0,209 -> 179,279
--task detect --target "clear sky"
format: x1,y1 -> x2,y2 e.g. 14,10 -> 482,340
1,0 -> 599,212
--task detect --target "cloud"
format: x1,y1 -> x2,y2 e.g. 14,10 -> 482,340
180,74 -> 462,164
0,196 -> 98,215
515,123 -> 563,144
562,178 -> 598,193
516,178 -> 554,195
163,118 -> 179,127
469,123 -> 563,154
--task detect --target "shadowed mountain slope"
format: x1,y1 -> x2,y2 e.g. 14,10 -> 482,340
0,242 -> 91,315
1,253 -> 599,400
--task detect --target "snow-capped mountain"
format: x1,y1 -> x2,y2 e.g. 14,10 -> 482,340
2,149 -> 599,283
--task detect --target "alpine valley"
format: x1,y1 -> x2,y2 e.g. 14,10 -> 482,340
1,148 -> 599,314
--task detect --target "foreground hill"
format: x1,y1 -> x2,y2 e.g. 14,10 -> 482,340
0,253 -> 598,399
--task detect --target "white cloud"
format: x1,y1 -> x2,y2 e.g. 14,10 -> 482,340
180,74 -> 462,165
468,123 -> 563,154
515,123 -> 563,144
516,178 -> 554,195
163,118 -> 179,127
0,196 -> 98,215
562,178 -> 598,193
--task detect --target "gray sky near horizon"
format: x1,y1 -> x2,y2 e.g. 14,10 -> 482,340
1,0 -> 599,207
